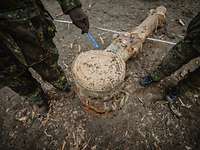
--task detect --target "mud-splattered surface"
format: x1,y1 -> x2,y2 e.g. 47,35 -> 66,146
0,0 -> 200,149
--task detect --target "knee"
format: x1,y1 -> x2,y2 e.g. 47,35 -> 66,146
46,48 -> 59,65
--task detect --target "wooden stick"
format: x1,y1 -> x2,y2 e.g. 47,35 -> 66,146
105,6 -> 167,61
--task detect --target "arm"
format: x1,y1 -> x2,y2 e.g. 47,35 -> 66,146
57,0 -> 81,14
57,0 -> 89,33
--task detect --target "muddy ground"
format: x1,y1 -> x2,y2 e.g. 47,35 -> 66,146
0,0 -> 200,150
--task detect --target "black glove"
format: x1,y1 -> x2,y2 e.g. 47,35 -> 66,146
69,7 -> 89,34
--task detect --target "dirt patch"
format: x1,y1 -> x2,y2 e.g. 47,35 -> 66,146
0,0 -> 200,149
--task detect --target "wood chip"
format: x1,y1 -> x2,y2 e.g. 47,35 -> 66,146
67,23 -> 70,30
44,129 -> 53,138
17,116 -> 28,122
99,36 -> 105,45
61,140 -> 66,150
178,19 -> 185,26
136,96 -> 144,105
178,98 -> 192,108
55,12 -> 64,17
70,43 -> 73,49
78,45 -> 81,52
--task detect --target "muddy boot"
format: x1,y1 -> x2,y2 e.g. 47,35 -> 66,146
33,99 -> 49,115
140,67 -> 165,87
53,82 -> 75,99
63,82 -> 71,93
50,76 -> 73,95
166,87 -> 179,103
168,102 -> 182,118
165,87 -> 182,117
31,91 -> 50,116
140,75 -> 157,86
63,82 -> 75,98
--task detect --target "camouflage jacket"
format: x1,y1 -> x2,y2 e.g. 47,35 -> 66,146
186,12 -> 200,53
0,0 -> 81,22
0,0 -> 81,66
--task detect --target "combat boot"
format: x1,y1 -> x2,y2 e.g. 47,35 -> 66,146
63,82 -> 71,93
140,75 -> 156,86
165,87 -> 179,103
31,91 -> 49,115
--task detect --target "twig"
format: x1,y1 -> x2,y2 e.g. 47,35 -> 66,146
178,19 -> 185,26
99,36 -> 105,45
44,129 -> 53,138
137,128 -> 145,138
141,115 -> 146,121
168,103 -> 182,118
63,62 -> 68,72
78,45 -> 81,52
152,132 -> 160,143
67,23 -> 70,30
136,96 -> 144,105
146,37 -> 176,45
178,98 -> 192,108
81,138 -> 91,150
54,19 -> 72,24
70,43 -> 73,49
61,140 -> 66,150
55,12 -> 64,17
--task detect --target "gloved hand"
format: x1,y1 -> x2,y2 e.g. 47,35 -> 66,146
69,7 -> 89,34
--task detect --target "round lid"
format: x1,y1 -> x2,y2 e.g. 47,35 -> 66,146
72,50 -> 126,92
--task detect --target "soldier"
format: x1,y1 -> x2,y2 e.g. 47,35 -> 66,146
0,0 -> 89,113
140,12 -> 200,104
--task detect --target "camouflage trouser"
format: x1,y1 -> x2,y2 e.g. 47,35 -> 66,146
150,12 -> 200,94
0,14 -> 68,104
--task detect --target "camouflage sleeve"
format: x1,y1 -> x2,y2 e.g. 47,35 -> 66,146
57,0 -> 82,14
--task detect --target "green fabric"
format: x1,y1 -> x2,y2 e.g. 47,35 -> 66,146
0,45 -> 44,104
0,0 -> 71,97
177,68 -> 200,95
0,29 -> 68,99
166,67 -> 200,101
57,0 -> 82,14
150,39 -> 199,81
0,23 -> 68,92
0,14 -> 57,67
150,12 -> 200,82
186,13 -> 200,53
0,0 -> 82,66
149,12 -> 200,95
0,0 -> 81,21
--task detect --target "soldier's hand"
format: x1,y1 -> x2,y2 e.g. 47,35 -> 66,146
69,7 -> 89,34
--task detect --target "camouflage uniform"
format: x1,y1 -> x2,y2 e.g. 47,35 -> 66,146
150,12 -> 200,94
0,0 -> 81,104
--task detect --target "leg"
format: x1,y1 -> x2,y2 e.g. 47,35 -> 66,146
7,16 -> 70,91
140,40 -> 199,86
31,40 -> 70,91
166,68 -> 200,117
8,71 -> 48,106
186,12 -> 200,52
165,67 -> 200,102
140,13 -> 200,86
176,67 -> 200,96
151,13 -> 200,81
0,42 -> 47,107
150,39 -> 199,81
